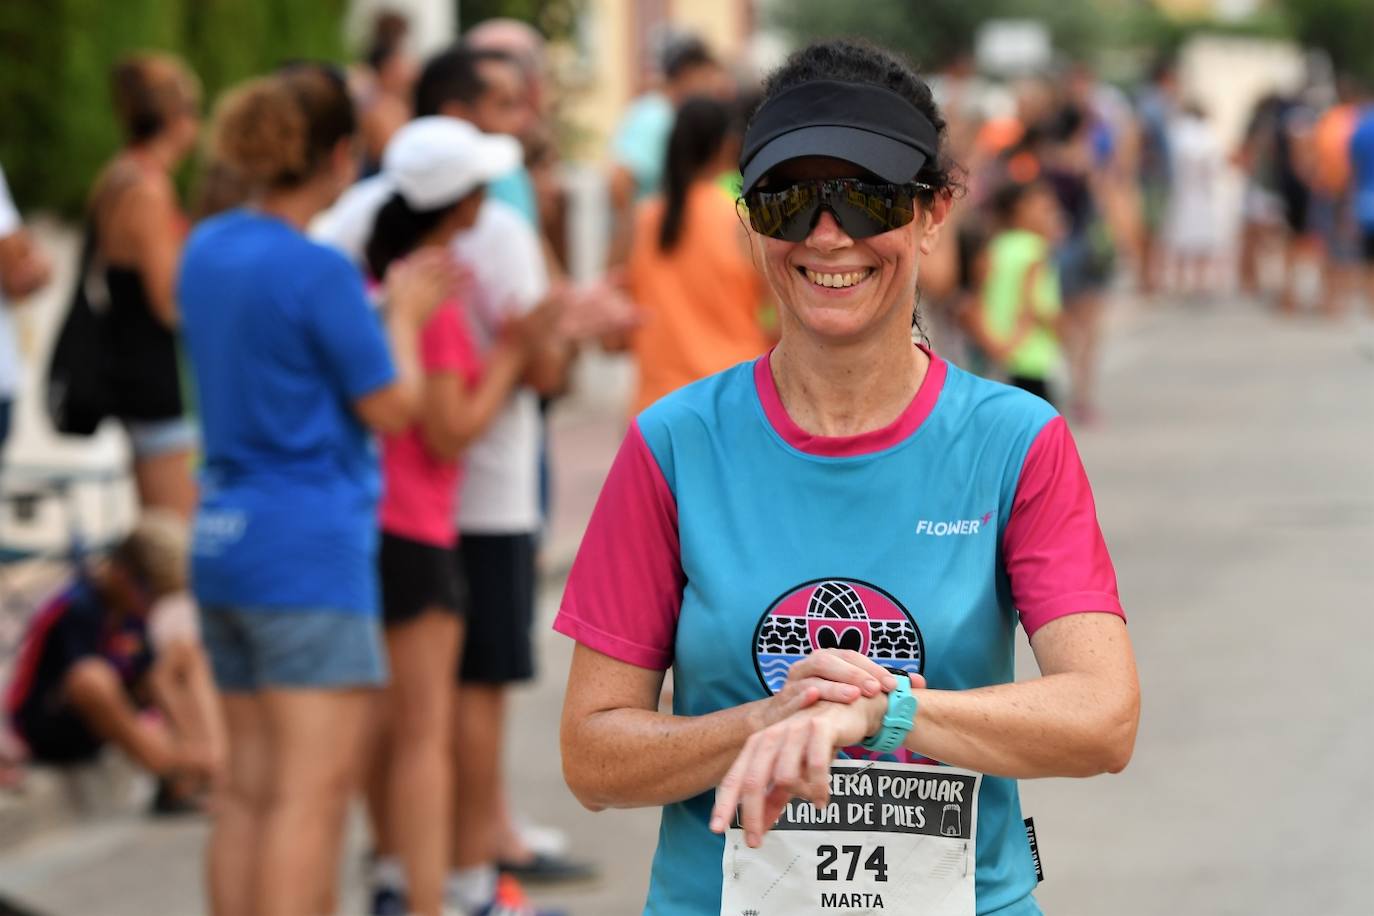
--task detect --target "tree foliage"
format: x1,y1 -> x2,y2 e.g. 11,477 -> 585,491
1276,0 -> 1374,85
766,0 -> 1106,73
0,0 -> 347,216
458,0 -> 583,43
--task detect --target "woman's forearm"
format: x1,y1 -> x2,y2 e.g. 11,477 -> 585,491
385,312 -> 424,414
449,344 -> 525,447
561,646 -> 908,813
901,669 -> 1138,779
563,699 -> 776,810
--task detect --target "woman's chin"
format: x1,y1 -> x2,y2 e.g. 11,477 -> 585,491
788,296 -> 887,343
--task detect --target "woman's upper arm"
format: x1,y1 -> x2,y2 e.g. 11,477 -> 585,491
1028,611 -> 1135,682
416,369 -> 465,457
1029,611 -> 1140,766
562,643 -> 666,729
555,418 -> 684,748
126,179 -> 184,327
301,255 -> 398,427
560,644 -> 668,811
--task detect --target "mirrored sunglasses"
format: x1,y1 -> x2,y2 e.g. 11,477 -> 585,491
741,178 -> 932,242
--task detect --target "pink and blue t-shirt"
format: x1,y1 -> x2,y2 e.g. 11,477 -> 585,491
379,299 -> 482,547
555,347 -> 1124,915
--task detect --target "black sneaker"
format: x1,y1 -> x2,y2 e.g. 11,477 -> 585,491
370,884 -> 407,916
497,852 -> 598,885
148,779 -> 201,817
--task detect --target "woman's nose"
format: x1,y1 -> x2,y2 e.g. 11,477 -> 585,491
806,208 -> 853,251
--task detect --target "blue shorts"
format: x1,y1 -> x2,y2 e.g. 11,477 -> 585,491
1057,231 -> 1113,302
1311,193 -> 1360,264
200,606 -> 387,692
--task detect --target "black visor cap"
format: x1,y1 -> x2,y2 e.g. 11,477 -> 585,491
740,80 -> 938,194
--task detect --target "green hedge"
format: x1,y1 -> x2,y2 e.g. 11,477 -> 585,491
0,0 -> 348,217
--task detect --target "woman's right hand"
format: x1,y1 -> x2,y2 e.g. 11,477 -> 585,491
759,650 -> 915,730
500,294 -> 562,355
386,248 -> 460,325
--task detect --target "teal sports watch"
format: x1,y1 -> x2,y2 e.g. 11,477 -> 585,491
860,670 -> 918,754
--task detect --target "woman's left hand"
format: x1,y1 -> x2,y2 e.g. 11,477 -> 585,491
709,696 -> 882,848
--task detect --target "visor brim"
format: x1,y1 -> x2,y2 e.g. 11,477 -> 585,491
740,125 -> 930,194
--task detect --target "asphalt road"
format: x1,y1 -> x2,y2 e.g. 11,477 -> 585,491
0,292 -> 1370,915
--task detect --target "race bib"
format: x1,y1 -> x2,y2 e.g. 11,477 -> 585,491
721,760 -> 980,916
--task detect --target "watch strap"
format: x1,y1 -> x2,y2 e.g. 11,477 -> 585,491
860,672 -> 917,753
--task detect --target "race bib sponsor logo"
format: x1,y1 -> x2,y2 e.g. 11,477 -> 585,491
915,511 -> 993,537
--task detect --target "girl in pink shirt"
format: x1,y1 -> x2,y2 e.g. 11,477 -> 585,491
362,117 -> 542,916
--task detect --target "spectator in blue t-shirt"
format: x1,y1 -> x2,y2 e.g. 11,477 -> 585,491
178,65 -> 450,916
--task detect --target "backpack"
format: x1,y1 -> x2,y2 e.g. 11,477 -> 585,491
45,228 -> 110,436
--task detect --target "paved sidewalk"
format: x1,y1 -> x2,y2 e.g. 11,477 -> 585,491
0,290 -> 1371,914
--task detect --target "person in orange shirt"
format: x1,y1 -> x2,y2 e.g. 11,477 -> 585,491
1310,78 -> 1362,317
622,96 -> 773,416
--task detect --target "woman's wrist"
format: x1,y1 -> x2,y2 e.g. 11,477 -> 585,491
748,696 -> 778,733
860,689 -> 889,738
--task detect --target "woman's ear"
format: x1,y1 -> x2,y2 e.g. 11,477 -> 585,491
918,193 -> 952,256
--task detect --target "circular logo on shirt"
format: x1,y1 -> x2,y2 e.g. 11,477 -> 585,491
752,578 -> 924,695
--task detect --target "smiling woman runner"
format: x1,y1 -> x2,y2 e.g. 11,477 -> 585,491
555,38 -> 1139,916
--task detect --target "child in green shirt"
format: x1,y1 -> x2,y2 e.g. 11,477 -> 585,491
972,180 -> 1065,402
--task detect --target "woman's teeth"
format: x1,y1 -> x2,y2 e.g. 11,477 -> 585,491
804,268 -> 873,288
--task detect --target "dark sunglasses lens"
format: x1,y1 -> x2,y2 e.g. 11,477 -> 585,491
746,184 -> 820,242
831,182 -> 918,239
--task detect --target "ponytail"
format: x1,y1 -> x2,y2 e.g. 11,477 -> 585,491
211,66 -> 355,191
659,96 -> 730,252
365,192 -> 455,280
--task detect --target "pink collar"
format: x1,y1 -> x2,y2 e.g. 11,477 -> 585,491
753,344 -> 947,458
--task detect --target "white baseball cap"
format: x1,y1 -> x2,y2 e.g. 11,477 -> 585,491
382,116 -> 523,211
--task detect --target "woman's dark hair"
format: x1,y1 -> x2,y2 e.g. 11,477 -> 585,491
413,45 -> 515,117
662,34 -> 716,81
659,96 -> 731,252
752,39 -> 962,205
365,192 -> 459,279
212,66 -> 356,190
1047,104 -> 1085,144
111,53 -> 200,144
990,179 -> 1045,224
367,10 -> 409,71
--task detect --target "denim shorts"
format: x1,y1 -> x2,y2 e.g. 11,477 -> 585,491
123,415 -> 198,459
199,605 -> 388,693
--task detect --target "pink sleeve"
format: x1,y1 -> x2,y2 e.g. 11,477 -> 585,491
1004,416 -> 1124,637
421,302 -> 479,378
553,422 -> 685,670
